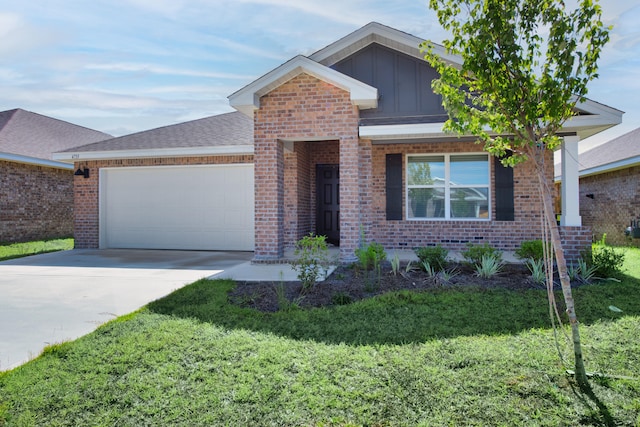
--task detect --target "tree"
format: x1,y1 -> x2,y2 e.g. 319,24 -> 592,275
422,0 -> 611,388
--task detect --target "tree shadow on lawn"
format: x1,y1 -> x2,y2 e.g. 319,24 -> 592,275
147,277 -> 640,346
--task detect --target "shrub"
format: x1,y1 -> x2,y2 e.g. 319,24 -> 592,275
591,245 -> 625,278
291,233 -> 331,289
462,243 -> 502,267
515,240 -> 547,261
414,245 -> 448,271
355,242 -> 387,271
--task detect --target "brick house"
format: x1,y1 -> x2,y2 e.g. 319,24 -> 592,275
573,128 -> 640,246
0,109 -> 110,243
56,23 -> 622,261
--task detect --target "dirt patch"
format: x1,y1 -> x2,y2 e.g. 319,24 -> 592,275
228,262 -> 547,312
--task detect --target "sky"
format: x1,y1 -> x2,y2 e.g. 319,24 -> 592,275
1,0 -> 639,150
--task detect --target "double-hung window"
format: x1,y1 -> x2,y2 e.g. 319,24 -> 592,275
407,153 -> 490,220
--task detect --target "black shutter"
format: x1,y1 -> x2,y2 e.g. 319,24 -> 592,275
386,154 -> 403,220
494,155 -> 515,221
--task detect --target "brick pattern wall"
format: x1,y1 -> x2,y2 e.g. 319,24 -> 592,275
580,165 -> 640,246
366,142 -> 552,252
0,160 -> 73,243
254,73 -> 359,260
73,155 -> 253,248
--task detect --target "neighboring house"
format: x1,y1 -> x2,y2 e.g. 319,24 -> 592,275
577,128 -> 640,246
0,109 -> 111,243
55,22 -> 622,261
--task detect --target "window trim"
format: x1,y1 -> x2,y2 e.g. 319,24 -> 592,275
405,152 -> 491,221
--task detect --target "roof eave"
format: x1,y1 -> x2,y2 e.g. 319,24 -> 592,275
52,145 -> 254,162
0,152 -> 73,170
228,55 -> 378,117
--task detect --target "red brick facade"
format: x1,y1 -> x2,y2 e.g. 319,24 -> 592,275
253,73 -> 360,260
0,160 -> 73,243
580,165 -> 640,247
73,155 -> 253,248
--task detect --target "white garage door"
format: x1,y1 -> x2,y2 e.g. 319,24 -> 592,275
100,164 -> 254,251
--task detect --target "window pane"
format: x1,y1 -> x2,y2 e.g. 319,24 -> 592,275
408,188 -> 445,218
450,155 -> 488,186
450,187 -> 489,218
408,156 -> 445,186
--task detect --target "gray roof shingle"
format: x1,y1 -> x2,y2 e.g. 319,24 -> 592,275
0,109 -> 112,160
579,127 -> 640,172
61,111 -> 253,153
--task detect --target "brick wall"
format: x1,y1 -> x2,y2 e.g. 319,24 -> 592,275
0,160 -> 73,243
366,142 -> 552,252
254,73 -> 359,260
580,165 -> 640,246
73,155 -> 253,248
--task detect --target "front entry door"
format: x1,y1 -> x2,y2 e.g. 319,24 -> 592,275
316,164 -> 340,245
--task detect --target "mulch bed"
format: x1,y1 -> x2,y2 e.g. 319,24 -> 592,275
228,261 -> 549,312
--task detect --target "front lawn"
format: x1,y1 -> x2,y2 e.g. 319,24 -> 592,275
1,247 -> 639,426
0,238 -> 73,261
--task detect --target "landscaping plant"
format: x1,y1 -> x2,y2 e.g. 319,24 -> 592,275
461,242 -> 502,267
423,0 -> 611,387
414,245 -> 448,271
291,233 -> 331,289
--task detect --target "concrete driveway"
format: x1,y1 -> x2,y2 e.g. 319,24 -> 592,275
0,249 -> 252,371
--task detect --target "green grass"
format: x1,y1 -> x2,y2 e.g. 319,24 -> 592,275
1,247 -> 639,426
0,238 -> 73,261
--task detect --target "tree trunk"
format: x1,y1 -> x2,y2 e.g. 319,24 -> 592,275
534,162 -> 589,389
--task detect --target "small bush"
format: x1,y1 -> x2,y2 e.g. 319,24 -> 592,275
515,240 -> 547,261
526,258 -> 546,285
414,245 -> 448,271
591,245 -> 625,278
462,243 -> 502,267
291,233 -> 331,289
355,242 -> 387,271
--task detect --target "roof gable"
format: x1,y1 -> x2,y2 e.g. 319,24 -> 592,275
309,21 -> 458,67
228,55 -> 378,116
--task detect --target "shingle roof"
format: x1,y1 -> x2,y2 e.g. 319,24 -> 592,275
579,127 -> 640,172
0,109 -> 111,160
62,111 -> 252,153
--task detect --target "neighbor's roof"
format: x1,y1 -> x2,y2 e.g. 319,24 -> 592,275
54,111 -> 253,162
0,109 -> 111,163
578,127 -> 640,177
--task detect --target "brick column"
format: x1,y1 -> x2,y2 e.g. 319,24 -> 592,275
339,134 -> 360,262
253,136 -> 285,261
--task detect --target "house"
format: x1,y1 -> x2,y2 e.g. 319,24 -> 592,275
576,128 -> 640,246
0,109 -> 111,243
54,22 -> 622,261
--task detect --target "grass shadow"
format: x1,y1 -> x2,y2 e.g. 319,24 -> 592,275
148,278 -> 640,346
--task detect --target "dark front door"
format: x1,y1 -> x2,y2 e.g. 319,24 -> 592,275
316,164 -> 340,245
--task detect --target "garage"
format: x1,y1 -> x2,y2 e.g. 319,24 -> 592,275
100,164 -> 254,251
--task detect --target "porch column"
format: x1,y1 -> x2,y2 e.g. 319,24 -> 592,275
339,134 -> 360,262
253,138 -> 285,261
561,135 -> 582,227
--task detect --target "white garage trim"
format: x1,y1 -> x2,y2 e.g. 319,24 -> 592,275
99,164 -> 254,251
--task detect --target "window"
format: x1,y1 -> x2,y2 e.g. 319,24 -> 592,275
407,153 -> 489,220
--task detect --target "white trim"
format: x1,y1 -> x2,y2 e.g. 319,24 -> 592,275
53,145 -> 254,162
405,152 -> 491,221
228,55 -> 378,116
560,136 -> 582,227
579,156 -> 640,178
360,123 -> 449,140
309,22 -> 460,67
0,152 -> 73,170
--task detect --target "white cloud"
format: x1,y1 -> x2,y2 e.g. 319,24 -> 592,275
84,63 -> 256,80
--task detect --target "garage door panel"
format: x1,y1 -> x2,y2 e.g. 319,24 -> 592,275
101,165 -> 254,250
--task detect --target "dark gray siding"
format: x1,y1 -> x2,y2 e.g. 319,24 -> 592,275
333,43 -> 447,125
